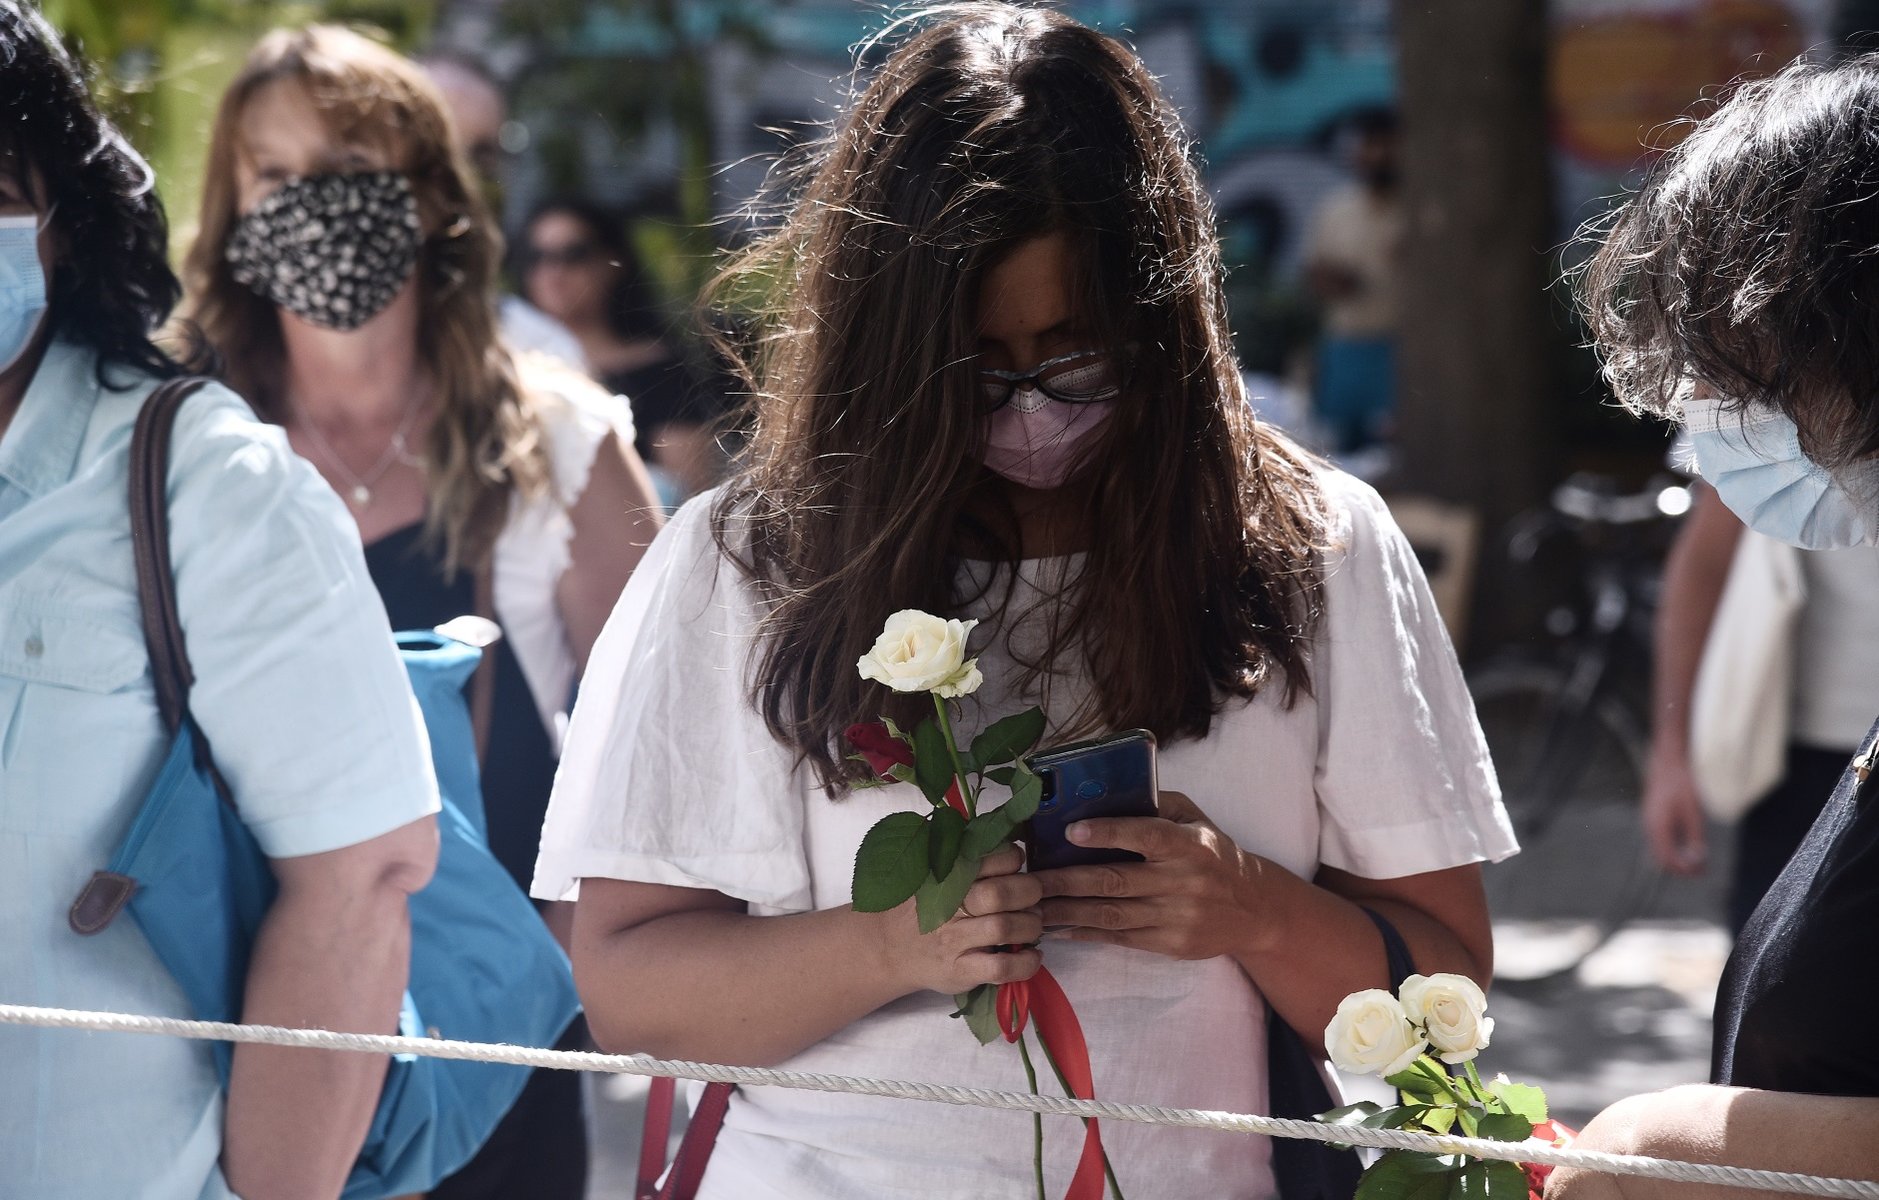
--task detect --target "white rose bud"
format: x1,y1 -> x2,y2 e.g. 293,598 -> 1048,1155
856,610 -> 983,698
1324,989 -> 1428,1078
1398,973 -> 1494,1065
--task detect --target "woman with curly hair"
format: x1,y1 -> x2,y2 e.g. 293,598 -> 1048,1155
0,5 -> 440,1197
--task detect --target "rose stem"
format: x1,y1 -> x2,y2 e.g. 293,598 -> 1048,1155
1039,1031 -> 1127,1199
1463,1061 -> 1492,1107
931,694 -> 979,817
1015,1029 -> 1047,1200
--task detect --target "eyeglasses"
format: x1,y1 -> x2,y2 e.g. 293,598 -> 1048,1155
525,241 -> 603,270
978,348 -> 1129,413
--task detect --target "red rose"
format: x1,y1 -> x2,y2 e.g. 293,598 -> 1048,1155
1522,1118 -> 1576,1199
846,722 -> 914,777
845,722 -> 968,817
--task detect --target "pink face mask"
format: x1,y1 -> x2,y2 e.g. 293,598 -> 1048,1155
982,387 -> 1115,491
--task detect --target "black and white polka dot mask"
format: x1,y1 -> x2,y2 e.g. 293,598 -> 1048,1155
225,171 -> 422,332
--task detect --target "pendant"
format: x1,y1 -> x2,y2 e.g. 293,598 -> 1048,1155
349,484 -> 372,508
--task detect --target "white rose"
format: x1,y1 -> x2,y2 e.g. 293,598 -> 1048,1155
1324,989 -> 1428,1078
856,610 -> 983,698
1398,973 -> 1494,1064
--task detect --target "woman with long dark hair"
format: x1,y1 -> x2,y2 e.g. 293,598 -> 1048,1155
0,6 -> 439,1197
537,6 -> 1512,1195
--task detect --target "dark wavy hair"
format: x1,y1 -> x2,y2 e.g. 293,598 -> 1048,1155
1579,53 -> 1879,467
708,3 -> 1331,790
520,197 -> 667,342
0,1 -> 182,384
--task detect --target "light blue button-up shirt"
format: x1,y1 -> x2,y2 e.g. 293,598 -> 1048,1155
0,342 -> 439,1199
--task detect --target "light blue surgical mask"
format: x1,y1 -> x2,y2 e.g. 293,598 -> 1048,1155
1683,394 -> 1879,549
0,211 -> 48,376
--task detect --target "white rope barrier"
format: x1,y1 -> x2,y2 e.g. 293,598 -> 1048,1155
4,1002 -> 1876,1199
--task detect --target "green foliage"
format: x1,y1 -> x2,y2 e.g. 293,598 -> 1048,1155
851,812 -> 931,912
1474,1113 -> 1534,1144
928,806 -> 966,879
952,983 -> 1001,1046
1355,1152 -> 1464,1200
960,764 -> 1041,859
1487,1080 -> 1548,1125
915,851 -> 978,934
968,706 -> 1045,773
912,718 -> 954,810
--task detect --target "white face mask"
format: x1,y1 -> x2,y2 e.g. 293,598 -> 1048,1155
0,211 -> 49,376
1683,394 -> 1879,549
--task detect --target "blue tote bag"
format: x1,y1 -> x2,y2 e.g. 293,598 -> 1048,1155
66,380 -> 580,1199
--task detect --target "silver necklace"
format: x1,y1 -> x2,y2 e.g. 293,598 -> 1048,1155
292,383 -> 428,510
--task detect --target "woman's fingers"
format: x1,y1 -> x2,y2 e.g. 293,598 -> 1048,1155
1037,896 -> 1153,932
977,845 -> 1025,878
960,945 -> 1042,986
952,908 -> 1044,950
961,867 -> 1042,918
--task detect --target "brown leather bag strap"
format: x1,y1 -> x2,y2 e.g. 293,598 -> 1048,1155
128,377 -> 212,736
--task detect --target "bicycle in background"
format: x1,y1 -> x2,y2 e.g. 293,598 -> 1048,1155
1467,473 -> 1691,983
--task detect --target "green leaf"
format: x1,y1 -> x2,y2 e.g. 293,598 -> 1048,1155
851,812 -> 932,912
985,765 -> 1018,787
1317,1101 -> 1384,1126
915,851 -> 979,933
1003,763 -> 1043,822
1483,1162 -> 1532,1200
1487,1081 -> 1548,1125
952,983 -> 1002,1046
880,715 -> 910,745
1387,1067 -> 1449,1102
1356,1151 -> 1461,1200
1475,1112 -> 1534,1144
1455,1107 -> 1479,1137
1418,1106 -> 1458,1135
929,806 -> 966,879
969,706 -> 1046,771
1448,1161 -> 1489,1200
1365,1106 -> 1425,1131
912,718 -> 954,809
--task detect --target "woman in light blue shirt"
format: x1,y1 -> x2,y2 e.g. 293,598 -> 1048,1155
0,6 -> 441,1198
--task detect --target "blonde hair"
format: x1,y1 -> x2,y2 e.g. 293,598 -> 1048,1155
182,24 -> 547,573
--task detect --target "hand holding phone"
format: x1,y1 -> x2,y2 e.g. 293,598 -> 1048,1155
1024,729 -> 1159,872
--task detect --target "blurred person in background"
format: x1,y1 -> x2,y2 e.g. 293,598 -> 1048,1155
521,197 -> 731,505
0,6 -> 440,1197
1643,480 -> 1879,934
1557,53 -> 1879,1199
420,49 -> 588,371
1304,106 -> 1402,454
182,26 -> 664,1200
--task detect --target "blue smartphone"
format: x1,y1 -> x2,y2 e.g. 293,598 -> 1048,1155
1024,729 -> 1159,872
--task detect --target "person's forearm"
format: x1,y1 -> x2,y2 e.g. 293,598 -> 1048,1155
223,883 -> 412,1200
1650,487 -> 1743,760
1550,1085 -> 1879,1200
1228,862 -> 1486,1042
575,905 -> 912,1067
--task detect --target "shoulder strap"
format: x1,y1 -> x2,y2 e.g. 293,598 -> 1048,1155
1363,906 -> 1417,991
638,1078 -> 732,1200
128,377 -> 212,736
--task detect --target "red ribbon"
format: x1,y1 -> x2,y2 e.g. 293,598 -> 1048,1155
997,966 -> 1108,1200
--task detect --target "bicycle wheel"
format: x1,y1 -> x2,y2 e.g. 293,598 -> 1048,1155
1468,662 -> 1659,982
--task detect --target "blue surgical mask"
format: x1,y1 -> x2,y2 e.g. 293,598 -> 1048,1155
0,212 -> 48,375
1684,394 -> 1879,548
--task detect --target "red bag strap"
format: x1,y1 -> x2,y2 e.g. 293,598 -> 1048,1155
637,1078 -> 733,1200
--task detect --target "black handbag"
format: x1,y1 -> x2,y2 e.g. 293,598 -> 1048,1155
1268,907 -> 1417,1200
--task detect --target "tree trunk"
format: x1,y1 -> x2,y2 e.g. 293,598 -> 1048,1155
1394,0 -> 1559,650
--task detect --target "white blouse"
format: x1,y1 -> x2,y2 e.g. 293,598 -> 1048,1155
534,467 -> 1515,1200
491,372 -> 633,749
